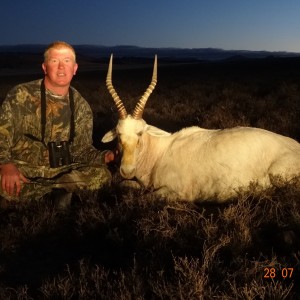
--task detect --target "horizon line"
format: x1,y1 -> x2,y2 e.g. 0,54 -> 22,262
0,44 -> 299,54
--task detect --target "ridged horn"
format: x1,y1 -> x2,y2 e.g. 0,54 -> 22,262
132,55 -> 157,120
106,54 -> 127,119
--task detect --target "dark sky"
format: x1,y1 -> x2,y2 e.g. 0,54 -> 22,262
1,0 -> 300,52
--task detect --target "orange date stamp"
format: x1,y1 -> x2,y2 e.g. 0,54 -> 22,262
264,267 -> 294,279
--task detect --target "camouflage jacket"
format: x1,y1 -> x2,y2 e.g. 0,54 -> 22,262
0,79 -> 106,178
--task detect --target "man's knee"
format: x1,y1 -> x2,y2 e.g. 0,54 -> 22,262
54,166 -> 112,192
84,166 -> 112,190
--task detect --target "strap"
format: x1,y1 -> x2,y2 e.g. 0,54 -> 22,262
40,79 -> 75,144
69,87 -> 75,143
40,79 -> 46,144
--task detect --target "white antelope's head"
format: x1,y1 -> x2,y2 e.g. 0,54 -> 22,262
102,54 -> 166,179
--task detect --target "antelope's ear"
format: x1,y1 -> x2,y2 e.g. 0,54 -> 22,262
102,129 -> 118,143
146,125 -> 171,137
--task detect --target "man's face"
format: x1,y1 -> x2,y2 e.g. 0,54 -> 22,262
42,48 -> 78,88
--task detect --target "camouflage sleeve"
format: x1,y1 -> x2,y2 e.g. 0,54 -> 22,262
71,90 -> 106,165
0,91 -> 15,164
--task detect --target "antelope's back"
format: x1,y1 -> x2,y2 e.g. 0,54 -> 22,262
152,126 -> 300,201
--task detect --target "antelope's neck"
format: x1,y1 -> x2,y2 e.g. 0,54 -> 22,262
135,133 -> 171,186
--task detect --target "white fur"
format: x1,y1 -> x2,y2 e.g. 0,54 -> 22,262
102,116 -> 300,202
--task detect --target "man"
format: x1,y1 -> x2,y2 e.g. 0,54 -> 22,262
0,41 -> 114,207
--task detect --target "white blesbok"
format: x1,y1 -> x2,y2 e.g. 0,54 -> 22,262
102,55 -> 300,202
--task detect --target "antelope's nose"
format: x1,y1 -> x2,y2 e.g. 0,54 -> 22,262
120,165 -> 135,179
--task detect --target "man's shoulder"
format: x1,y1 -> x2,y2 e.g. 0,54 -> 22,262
70,85 -> 83,98
70,86 -> 89,105
9,79 -> 42,94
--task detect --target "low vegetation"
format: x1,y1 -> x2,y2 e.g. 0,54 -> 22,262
0,56 -> 300,299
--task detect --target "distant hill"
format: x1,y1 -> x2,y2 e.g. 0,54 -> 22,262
0,44 -> 299,61
1,44 -> 300,77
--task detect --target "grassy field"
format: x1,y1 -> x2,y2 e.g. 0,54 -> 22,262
0,56 -> 300,299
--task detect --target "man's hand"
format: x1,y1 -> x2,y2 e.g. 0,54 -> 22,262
104,150 -> 115,164
0,163 -> 28,197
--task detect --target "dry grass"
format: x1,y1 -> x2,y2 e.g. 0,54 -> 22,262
1,187 -> 299,299
0,57 -> 300,299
